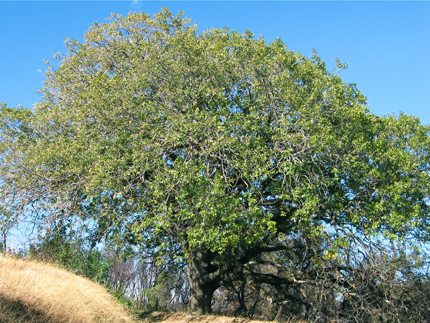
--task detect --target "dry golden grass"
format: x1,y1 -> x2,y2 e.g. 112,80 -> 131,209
0,255 -> 136,323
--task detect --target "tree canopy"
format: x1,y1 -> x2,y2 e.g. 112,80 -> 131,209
1,8 -> 430,316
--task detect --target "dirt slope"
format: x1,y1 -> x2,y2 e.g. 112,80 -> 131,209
139,311 -> 302,323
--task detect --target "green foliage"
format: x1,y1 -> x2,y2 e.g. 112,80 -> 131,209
1,7 -> 429,317
111,289 -> 135,313
28,222 -> 112,283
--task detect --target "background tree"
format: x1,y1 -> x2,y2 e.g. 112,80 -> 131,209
1,8 -> 429,316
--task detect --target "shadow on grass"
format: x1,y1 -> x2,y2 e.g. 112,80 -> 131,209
0,296 -> 49,323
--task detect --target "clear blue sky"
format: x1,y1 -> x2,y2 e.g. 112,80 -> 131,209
1,1 -> 429,124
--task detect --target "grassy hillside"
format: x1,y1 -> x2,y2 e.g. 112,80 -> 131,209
0,255 -> 136,323
0,255 -> 308,323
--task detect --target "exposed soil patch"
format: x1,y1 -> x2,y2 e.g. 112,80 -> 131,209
139,311 -> 275,323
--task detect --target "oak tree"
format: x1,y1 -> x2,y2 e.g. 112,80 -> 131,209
1,9 -> 429,315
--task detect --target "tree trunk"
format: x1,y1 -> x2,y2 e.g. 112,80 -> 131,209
187,249 -> 216,315
188,276 -> 214,315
